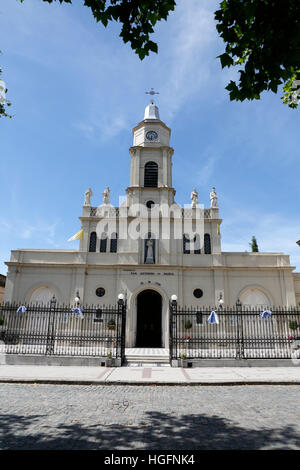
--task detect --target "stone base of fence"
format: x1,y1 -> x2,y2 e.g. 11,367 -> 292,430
171,358 -> 296,368
5,354 -> 122,367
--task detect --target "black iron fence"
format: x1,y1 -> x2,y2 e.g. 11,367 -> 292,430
0,299 -> 126,362
169,304 -> 300,361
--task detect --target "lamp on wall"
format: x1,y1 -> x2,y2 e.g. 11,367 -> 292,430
118,293 -> 124,306
218,292 -> 224,309
74,291 -> 80,305
50,295 -> 57,308
170,295 -> 178,315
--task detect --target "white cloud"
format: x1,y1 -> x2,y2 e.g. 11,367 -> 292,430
0,217 -> 59,244
1,0 -> 223,140
196,153 -> 219,187
156,0 -> 219,120
74,114 -> 129,142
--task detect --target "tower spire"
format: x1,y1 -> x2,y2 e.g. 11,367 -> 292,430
144,88 -> 160,120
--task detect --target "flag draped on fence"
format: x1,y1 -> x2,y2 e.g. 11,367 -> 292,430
72,307 -> 84,319
208,310 -> 219,324
260,309 -> 272,319
16,306 -> 27,314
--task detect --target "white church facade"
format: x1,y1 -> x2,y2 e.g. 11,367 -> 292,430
4,99 -> 300,349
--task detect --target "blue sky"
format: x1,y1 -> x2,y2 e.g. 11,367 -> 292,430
0,0 -> 299,275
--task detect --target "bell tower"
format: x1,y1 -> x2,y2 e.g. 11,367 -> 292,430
126,92 -> 175,207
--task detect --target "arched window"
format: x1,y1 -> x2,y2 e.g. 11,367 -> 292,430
240,288 -> 270,309
30,287 -> 55,305
110,233 -> 118,253
194,234 -> 201,254
183,234 -> 190,254
183,234 -> 201,254
144,161 -> 158,188
89,232 -> 97,252
204,233 -> 211,254
100,234 -> 107,253
28,287 -> 57,332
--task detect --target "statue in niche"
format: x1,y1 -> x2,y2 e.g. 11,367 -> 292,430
210,187 -> 218,208
102,186 -> 111,205
84,187 -> 93,206
190,188 -> 199,208
145,237 -> 155,264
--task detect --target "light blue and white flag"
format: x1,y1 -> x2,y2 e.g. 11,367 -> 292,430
208,310 -> 219,324
16,306 -> 27,314
72,307 -> 84,319
260,309 -> 272,319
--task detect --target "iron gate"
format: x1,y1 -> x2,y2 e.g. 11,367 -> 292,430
169,303 -> 300,361
0,299 -> 127,363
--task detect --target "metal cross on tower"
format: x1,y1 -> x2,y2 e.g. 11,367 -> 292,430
145,88 -> 159,97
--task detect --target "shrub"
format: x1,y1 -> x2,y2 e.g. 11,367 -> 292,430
107,319 -> 116,330
289,321 -> 299,331
184,320 -> 193,330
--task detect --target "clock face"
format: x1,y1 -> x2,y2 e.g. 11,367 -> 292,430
146,130 -> 158,141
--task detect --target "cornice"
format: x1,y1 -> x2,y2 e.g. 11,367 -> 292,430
126,185 -> 176,193
5,261 -> 296,272
129,146 -> 174,155
132,120 -> 171,134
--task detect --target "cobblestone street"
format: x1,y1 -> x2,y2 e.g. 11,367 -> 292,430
0,383 -> 299,450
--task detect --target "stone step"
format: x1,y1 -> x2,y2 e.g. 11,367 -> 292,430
125,360 -> 171,367
124,348 -> 170,366
125,355 -> 169,362
125,348 -> 169,356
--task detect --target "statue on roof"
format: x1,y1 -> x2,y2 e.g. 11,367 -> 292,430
190,188 -> 199,208
102,186 -> 111,205
210,187 -> 218,208
84,188 -> 93,206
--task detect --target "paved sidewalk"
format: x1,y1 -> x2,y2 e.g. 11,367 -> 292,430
0,364 -> 300,385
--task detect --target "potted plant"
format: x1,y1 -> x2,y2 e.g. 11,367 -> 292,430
107,319 -> 116,331
105,350 -> 115,367
179,352 -> 188,368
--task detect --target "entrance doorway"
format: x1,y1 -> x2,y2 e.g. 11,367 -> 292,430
136,290 -> 162,347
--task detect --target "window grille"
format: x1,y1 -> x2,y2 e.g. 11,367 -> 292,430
204,233 -> 211,254
110,233 -> 118,253
183,234 -> 201,254
144,161 -> 158,187
89,232 -> 97,252
100,236 -> 107,253
194,234 -> 201,254
183,234 -> 190,254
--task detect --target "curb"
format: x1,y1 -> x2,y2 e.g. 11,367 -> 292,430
0,379 -> 300,386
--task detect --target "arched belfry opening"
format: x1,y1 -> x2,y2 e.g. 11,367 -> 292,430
136,289 -> 162,347
144,161 -> 158,187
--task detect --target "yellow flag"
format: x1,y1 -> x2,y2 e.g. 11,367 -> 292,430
217,224 -> 220,235
68,229 -> 83,242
